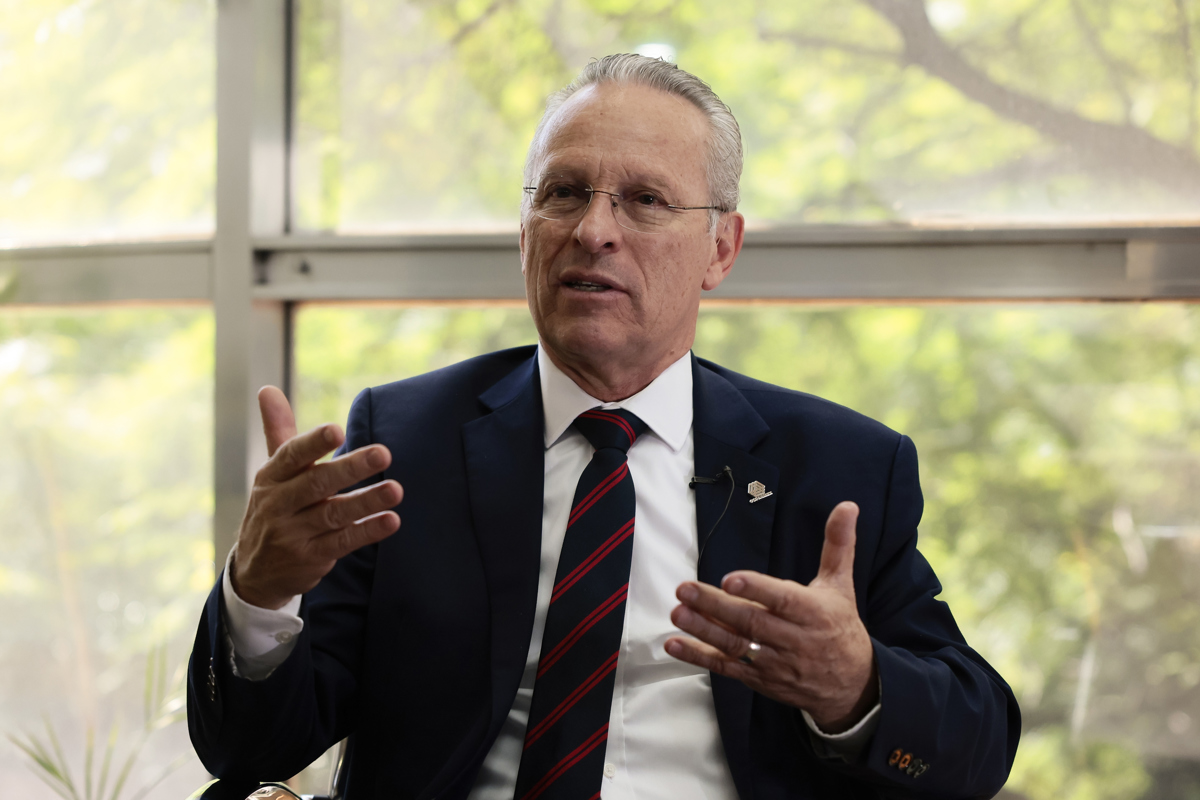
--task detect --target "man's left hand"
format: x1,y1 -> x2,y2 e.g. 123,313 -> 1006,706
665,501 -> 878,733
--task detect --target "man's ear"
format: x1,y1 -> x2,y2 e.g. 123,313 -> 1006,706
519,223 -> 527,276
701,212 -> 745,292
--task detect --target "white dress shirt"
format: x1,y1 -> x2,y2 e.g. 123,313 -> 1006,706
221,346 -> 879,798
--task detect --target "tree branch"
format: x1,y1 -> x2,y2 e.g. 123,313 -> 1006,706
1068,0 -> 1134,123
447,0 -> 513,47
758,29 -> 900,62
861,0 -> 1200,194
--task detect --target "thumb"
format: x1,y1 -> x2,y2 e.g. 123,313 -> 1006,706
815,501 -> 859,593
258,386 -> 297,457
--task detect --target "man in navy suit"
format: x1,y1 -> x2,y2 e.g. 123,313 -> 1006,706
189,54 -> 1019,799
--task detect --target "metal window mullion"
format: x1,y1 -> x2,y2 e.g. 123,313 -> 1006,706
214,0 -> 257,565
212,0 -> 293,566
248,235 -> 1200,302
0,241 -> 211,304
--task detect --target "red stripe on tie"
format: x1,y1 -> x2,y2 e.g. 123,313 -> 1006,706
523,652 -> 619,749
588,793 -> 602,800
519,724 -> 610,800
552,519 -> 635,603
568,462 -> 628,528
579,409 -> 636,444
538,585 -> 628,678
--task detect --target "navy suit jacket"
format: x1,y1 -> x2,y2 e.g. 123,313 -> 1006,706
188,346 -> 1020,799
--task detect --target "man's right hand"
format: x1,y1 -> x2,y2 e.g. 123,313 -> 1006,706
230,386 -> 403,610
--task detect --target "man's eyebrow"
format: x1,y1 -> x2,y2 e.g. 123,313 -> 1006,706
535,166 -> 587,183
627,175 -> 678,194
535,165 -> 678,193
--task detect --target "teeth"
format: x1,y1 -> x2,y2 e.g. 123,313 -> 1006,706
568,281 -> 609,291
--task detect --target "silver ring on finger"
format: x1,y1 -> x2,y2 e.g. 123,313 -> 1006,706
739,641 -> 762,665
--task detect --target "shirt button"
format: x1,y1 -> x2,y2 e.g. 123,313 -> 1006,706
603,763 -> 616,779
275,631 -> 294,644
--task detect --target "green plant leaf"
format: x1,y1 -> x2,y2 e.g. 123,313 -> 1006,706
94,722 -> 118,800
23,767 -> 78,800
9,733 -> 67,787
84,726 -> 95,800
142,646 -> 154,731
42,717 -> 81,800
127,752 -> 192,800
106,746 -> 140,800
8,730 -> 79,800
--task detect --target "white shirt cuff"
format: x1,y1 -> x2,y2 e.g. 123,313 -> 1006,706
220,546 -> 303,680
801,685 -> 882,763
802,701 -> 881,742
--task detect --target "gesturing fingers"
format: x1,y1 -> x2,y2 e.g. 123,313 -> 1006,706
670,603 -> 757,661
296,480 -> 403,535
815,500 -> 859,592
664,634 -> 761,683
258,386 -> 299,457
673,581 -> 797,653
285,444 -> 392,508
716,571 -> 831,626
259,423 -> 346,484
310,510 -> 401,561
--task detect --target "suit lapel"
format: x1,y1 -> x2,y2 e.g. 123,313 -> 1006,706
692,356 -> 779,800
461,355 -> 546,746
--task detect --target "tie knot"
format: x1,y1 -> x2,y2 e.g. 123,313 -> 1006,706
572,408 -> 647,455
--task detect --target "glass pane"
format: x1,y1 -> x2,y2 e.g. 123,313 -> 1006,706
294,303 -> 538,432
0,307 -> 213,797
294,301 -> 1200,799
293,0 -> 1200,233
0,1 -> 215,245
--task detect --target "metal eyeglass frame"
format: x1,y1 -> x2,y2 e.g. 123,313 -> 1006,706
522,186 -> 725,233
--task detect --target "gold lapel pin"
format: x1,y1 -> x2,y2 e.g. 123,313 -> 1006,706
747,480 -> 773,504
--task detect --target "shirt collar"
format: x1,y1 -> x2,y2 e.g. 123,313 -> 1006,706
537,344 -> 693,453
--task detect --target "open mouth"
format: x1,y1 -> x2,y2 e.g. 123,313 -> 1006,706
563,280 -> 613,292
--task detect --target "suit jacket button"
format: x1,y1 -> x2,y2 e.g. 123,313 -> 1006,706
898,753 -> 912,769
888,748 -> 903,766
914,762 -> 930,778
906,757 -> 924,776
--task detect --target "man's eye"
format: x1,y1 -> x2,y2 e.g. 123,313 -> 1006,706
632,192 -> 663,207
544,185 -> 581,200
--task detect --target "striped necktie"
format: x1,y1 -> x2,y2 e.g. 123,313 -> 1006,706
513,407 -> 648,800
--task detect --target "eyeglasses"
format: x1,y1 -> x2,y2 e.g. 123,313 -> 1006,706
522,182 -> 724,234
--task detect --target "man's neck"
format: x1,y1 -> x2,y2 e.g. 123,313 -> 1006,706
541,343 -> 690,402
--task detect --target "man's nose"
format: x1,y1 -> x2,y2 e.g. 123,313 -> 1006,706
574,191 -> 623,253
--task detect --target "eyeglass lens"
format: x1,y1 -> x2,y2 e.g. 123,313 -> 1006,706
530,184 -> 681,233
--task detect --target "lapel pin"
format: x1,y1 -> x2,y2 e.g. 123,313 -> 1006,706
747,480 -> 773,504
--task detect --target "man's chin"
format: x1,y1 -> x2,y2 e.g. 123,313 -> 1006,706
546,329 -> 629,361
540,321 -> 644,367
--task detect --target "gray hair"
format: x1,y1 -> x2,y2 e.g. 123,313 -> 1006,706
522,54 -> 743,228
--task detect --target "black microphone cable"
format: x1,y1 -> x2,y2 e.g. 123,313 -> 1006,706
689,465 -> 735,561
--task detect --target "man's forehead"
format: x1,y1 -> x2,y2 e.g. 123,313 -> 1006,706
533,83 -> 708,187
545,84 -> 705,142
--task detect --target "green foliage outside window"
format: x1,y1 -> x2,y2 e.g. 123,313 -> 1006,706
0,0 -> 215,244
0,309 -> 214,797
294,0 -> 1200,231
